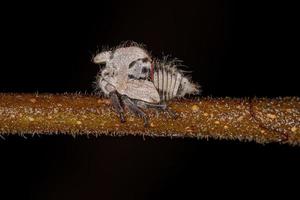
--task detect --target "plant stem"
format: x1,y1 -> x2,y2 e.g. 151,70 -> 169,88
0,93 -> 299,145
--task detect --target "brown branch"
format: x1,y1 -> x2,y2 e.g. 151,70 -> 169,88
0,93 -> 299,145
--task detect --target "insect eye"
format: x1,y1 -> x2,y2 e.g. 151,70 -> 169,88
142,67 -> 149,74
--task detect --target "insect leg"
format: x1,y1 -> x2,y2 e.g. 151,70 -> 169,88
164,107 -> 178,119
121,96 -> 149,127
109,91 -> 126,123
136,101 -> 166,109
136,101 -> 178,119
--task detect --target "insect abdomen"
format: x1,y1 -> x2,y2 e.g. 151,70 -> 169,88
153,61 -> 200,102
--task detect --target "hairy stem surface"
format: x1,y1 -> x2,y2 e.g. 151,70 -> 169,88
0,93 -> 299,145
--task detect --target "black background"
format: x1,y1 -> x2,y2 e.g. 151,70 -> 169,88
0,1 -> 299,199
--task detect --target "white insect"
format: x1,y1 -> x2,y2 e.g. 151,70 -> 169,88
93,42 -> 200,126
